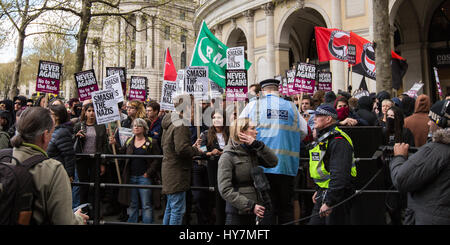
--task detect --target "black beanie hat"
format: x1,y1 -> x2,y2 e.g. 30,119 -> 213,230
428,100 -> 450,128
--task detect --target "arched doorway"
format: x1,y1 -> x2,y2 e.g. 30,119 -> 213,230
226,27 -> 248,59
277,7 -> 328,74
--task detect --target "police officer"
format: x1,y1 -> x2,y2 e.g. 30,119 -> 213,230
390,100 -> 450,225
239,79 -> 308,225
307,104 -> 356,225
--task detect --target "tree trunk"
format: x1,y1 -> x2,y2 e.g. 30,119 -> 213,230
9,30 -> 26,99
373,0 -> 392,93
72,0 -> 92,99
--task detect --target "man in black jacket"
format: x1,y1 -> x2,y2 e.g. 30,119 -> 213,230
390,100 -> 450,225
356,96 -> 378,126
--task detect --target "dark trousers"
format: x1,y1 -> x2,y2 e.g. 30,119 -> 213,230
260,174 -> 295,225
192,162 -> 212,224
207,160 -> 226,225
76,158 -> 97,205
225,213 -> 256,225
308,190 -> 352,225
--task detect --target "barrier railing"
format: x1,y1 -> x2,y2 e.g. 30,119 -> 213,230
73,149 -> 403,225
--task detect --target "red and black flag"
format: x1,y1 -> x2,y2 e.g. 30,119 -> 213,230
315,27 -> 408,89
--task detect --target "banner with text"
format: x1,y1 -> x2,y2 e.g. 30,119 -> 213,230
36,60 -> 62,94
103,73 -> 124,103
160,80 -> 178,111
227,47 -> 245,70
74,69 -> 99,101
226,69 -> 247,101
318,71 -> 332,92
286,69 -> 296,95
106,67 -> 127,96
405,82 -> 424,98
92,89 -> 121,125
129,76 -> 147,102
184,66 -> 209,101
294,63 -> 316,95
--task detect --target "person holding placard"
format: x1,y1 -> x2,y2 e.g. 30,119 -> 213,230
73,103 -> 109,205
110,118 -> 162,224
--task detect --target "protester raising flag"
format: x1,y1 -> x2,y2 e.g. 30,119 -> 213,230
190,21 -> 252,88
315,26 -> 408,89
164,48 -> 177,81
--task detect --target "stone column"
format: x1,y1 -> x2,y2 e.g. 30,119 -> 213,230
120,18 -> 127,67
135,13 -> 143,69
244,10 -> 255,85
215,24 -> 223,43
330,0 -> 346,92
146,16 -> 154,69
263,3 -> 275,78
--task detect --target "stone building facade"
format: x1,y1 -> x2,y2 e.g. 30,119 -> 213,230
194,0 -> 450,101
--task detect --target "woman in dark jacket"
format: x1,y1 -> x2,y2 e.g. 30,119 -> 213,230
200,110 -> 229,225
110,118 -> 161,224
47,104 -> 76,179
382,106 -> 415,146
218,118 -> 278,225
73,103 -> 109,205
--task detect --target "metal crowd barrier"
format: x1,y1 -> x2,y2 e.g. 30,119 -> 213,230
74,152 -> 400,225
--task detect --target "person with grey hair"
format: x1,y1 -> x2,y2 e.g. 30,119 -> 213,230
110,117 -> 161,224
7,107 -> 88,224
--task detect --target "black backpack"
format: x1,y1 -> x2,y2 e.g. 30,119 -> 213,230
0,148 -> 48,225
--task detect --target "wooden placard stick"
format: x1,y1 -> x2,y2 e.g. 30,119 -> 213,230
108,122 -> 122,184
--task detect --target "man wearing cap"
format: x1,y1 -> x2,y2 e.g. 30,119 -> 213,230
239,79 -> 308,225
390,100 -> 450,225
308,104 -> 356,225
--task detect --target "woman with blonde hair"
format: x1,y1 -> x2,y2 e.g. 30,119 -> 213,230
217,118 -> 278,225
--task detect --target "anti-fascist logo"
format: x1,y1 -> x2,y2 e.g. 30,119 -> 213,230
328,31 -> 350,61
361,43 -> 376,79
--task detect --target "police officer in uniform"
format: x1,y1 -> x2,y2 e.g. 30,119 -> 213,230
239,79 -> 308,225
307,104 -> 356,225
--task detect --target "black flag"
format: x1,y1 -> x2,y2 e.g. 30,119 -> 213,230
359,76 -> 368,91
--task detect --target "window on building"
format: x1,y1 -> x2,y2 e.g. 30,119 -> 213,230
164,26 -> 170,40
180,11 -> 185,20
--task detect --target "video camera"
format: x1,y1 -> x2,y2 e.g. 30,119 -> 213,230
371,145 -> 419,166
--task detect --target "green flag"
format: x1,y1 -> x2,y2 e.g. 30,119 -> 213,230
190,21 -> 252,88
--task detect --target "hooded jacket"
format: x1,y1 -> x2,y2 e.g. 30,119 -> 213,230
218,140 -> 278,215
390,128 -> 450,225
161,113 -> 201,195
404,94 -> 431,147
355,96 -> 378,126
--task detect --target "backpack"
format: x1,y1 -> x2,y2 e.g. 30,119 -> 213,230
0,148 -> 48,225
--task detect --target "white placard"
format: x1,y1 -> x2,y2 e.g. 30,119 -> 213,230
118,127 -> 133,147
226,46 -> 245,70
184,66 -> 209,101
102,73 -> 124,103
160,80 -> 178,111
92,89 -> 121,125
405,82 -> 424,98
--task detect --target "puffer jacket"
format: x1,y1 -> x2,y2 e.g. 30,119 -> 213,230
161,113 -> 202,195
218,140 -> 278,215
12,144 -> 85,225
390,128 -> 450,225
47,123 -> 76,178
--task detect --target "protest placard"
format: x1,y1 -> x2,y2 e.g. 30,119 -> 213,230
184,66 -> 209,101
226,69 -> 247,101
160,80 -> 178,111
433,67 -> 443,98
74,69 -> 99,101
129,76 -> 147,102
318,71 -> 332,92
226,47 -> 245,70
210,80 -> 224,99
91,89 -> 121,125
405,82 -> 424,98
294,62 -> 316,94
175,69 -> 185,95
353,89 -> 370,99
118,127 -> 133,147
106,67 -> 127,96
286,69 -> 296,95
347,44 -> 357,65
103,73 -> 124,103
281,77 -> 288,96
36,60 -> 62,95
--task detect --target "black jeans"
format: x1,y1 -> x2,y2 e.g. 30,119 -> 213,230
76,158 -> 98,205
225,213 -> 256,225
260,174 -> 295,225
207,159 -> 226,225
192,162 -> 212,224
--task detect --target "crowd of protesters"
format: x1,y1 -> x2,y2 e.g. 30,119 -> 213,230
1,82 -> 449,225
